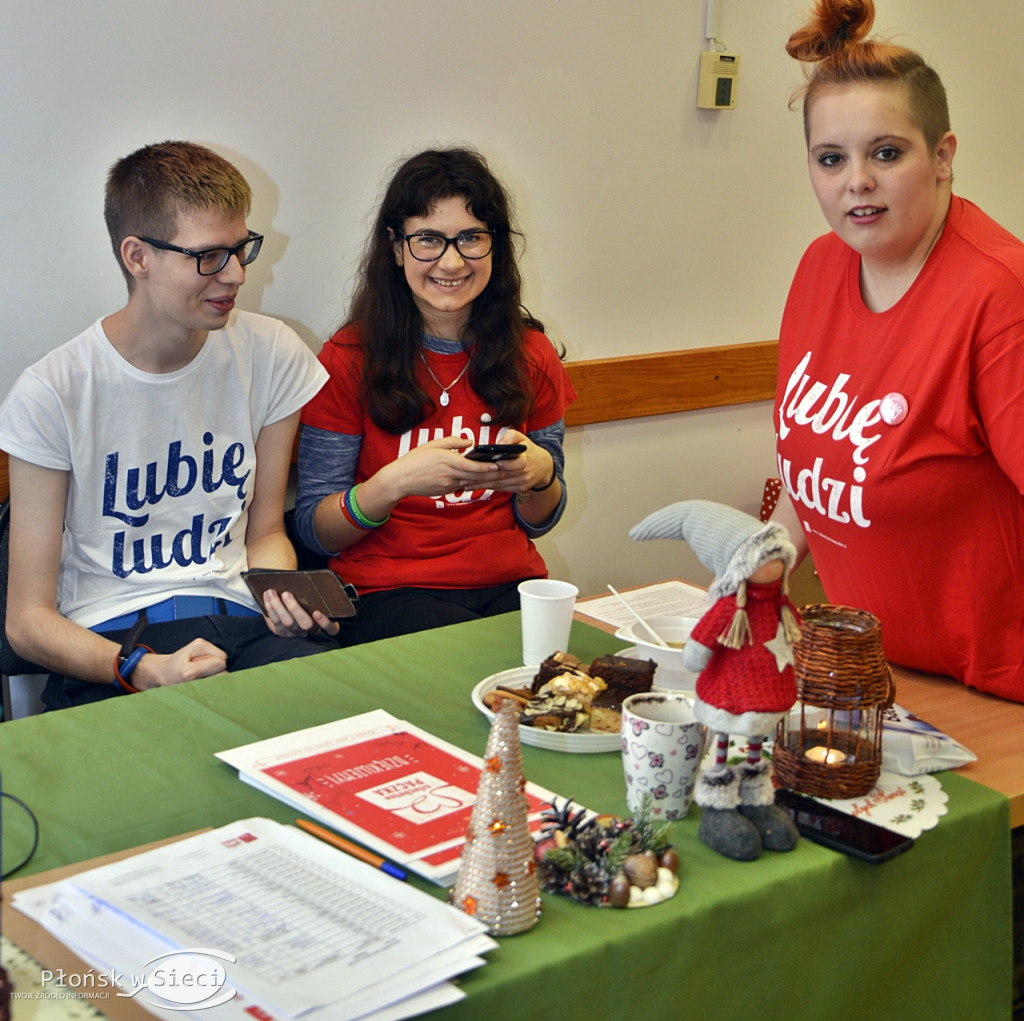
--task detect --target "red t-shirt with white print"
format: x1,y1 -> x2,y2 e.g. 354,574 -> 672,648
301,324 -> 576,593
775,196 -> 1024,701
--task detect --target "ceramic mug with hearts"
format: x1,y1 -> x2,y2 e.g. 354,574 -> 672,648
621,692 -> 708,819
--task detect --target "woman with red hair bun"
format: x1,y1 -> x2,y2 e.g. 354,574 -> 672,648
774,0 -> 1024,703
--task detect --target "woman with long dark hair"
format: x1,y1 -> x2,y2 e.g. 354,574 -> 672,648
295,148 -> 575,644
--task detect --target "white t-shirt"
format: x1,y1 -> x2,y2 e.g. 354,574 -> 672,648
0,310 -> 328,628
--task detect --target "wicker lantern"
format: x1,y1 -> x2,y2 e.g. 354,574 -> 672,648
774,604 -> 894,799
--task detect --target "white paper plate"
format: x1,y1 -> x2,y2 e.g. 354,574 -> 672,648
471,667 -> 620,753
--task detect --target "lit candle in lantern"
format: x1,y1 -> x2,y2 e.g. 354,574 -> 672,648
775,605 -> 891,799
804,745 -> 847,765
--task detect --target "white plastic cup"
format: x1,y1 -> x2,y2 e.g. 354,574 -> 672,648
517,578 -> 579,666
622,692 -> 708,820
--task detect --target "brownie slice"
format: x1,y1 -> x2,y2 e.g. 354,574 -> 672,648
531,651 -> 587,694
588,655 -> 656,703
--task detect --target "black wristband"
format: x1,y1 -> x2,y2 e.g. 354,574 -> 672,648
114,613 -> 149,692
117,615 -> 148,669
531,461 -> 558,492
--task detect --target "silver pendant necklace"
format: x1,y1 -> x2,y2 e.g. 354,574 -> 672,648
419,349 -> 470,407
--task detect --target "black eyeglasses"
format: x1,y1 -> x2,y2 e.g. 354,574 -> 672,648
395,230 -> 495,262
137,230 -> 264,275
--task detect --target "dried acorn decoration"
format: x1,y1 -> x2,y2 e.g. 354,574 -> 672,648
535,794 -> 678,908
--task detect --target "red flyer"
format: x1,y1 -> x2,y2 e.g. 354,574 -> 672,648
217,710 -> 562,884
264,729 -> 549,855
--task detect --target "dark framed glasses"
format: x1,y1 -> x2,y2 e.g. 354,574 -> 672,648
395,230 -> 495,262
137,230 -> 264,276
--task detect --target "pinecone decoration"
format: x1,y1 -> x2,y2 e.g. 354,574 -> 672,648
566,860 -> 610,906
534,795 -> 679,908
539,798 -> 591,841
536,852 -> 573,895
575,818 -> 634,865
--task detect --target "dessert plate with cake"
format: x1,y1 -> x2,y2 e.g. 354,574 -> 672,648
472,652 -> 657,753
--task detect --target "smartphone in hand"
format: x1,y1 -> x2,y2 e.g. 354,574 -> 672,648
463,443 -> 526,462
242,569 -> 359,620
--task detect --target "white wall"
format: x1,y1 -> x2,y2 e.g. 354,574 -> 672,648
3,0 -> 1022,596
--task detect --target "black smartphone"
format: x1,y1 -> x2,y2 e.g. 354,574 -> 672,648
775,787 -> 914,864
463,443 -> 526,462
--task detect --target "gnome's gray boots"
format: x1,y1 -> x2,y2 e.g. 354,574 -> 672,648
695,766 -> 762,861
737,761 -> 799,853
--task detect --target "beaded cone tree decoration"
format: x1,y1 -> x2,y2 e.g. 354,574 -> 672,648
449,697 -> 542,935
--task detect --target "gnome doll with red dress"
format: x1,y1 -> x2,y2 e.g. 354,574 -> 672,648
631,500 -> 802,861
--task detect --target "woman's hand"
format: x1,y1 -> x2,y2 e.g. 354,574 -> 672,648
483,430 -> 554,494
260,588 -> 341,638
374,435 -> 500,501
312,435 -> 507,553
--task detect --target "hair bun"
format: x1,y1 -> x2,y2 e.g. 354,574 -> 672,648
787,0 -> 876,63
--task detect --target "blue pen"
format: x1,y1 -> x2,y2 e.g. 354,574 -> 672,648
296,818 -> 408,880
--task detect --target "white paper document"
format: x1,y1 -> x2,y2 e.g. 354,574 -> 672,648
216,709 -> 559,885
13,817 -> 495,1020
576,580 -> 711,629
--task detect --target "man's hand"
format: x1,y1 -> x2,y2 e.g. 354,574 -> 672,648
260,588 -> 341,637
130,640 -> 228,690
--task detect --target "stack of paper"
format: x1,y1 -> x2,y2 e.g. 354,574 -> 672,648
575,580 -> 711,629
13,817 -> 496,1020
216,709 -> 560,885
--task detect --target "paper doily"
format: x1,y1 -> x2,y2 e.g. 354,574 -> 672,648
800,771 -> 947,839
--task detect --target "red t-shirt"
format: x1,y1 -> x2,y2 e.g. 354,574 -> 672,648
301,325 -> 576,593
775,196 -> 1024,701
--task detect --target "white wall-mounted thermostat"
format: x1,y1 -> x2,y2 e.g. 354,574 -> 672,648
697,50 -> 739,109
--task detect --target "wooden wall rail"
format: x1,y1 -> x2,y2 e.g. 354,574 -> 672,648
563,340 -> 778,427
0,341 -> 780,497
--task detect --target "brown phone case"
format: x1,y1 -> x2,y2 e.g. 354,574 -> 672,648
242,569 -> 358,619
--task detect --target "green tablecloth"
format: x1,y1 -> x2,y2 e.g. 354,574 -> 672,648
0,614 -> 1012,1020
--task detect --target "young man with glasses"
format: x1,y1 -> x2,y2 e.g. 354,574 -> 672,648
0,140 -> 338,710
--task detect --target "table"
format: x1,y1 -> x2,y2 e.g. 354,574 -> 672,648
576,593 -> 1024,828
0,614 -> 1012,1021
884,665 -> 1024,827
581,585 -> 1024,1016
